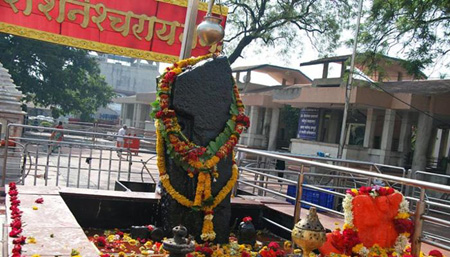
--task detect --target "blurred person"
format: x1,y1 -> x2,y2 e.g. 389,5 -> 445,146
116,125 -> 127,157
49,121 -> 64,153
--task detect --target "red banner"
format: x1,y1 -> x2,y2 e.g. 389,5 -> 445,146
0,0 -> 227,63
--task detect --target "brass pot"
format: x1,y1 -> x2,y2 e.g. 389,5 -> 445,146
196,15 -> 224,46
291,207 -> 326,256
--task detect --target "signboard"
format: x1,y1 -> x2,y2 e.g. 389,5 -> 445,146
297,108 -> 320,141
0,0 -> 228,63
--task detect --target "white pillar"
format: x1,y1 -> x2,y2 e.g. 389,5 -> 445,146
268,108 -> 280,151
137,104 -> 144,128
412,112 -> 434,172
121,104 -> 128,125
247,106 -> 260,146
380,109 -> 396,163
132,103 -> 138,127
262,108 -> 272,147
443,130 -> 450,158
430,129 -> 443,166
398,112 -> 412,153
363,108 -> 377,148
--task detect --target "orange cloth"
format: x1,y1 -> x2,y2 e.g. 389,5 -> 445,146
352,193 -> 403,248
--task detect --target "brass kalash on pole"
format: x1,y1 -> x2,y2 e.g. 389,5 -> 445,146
179,0 -> 224,60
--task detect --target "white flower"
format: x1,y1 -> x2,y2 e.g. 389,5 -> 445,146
359,246 -> 370,257
394,234 -> 408,254
343,195 -> 354,227
399,198 -> 410,214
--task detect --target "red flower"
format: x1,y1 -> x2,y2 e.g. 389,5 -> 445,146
12,244 -> 21,253
148,225 -> 155,231
9,182 -> 16,189
11,199 -> 20,206
268,242 -> 280,250
358,186 -> 372,195
96,236 -> 107,247
12,236 -> 26,245
386,187 -> 395,195
342,229 -> 360,254
429,250 -> 443,257
164,71 -> 176,82
9,228 -> 22,237
330,229 -> 346,252
100,254 -> 111,257
9,189 -> 18,196
241,251 -> 251,257
275,249 -> 285,257
35,197 -> 44,204
394,218 -> 414,235
10,219 -> 22,229
260,249 -> 277,257
155,110 -> 164,119
242,216 -> 252,223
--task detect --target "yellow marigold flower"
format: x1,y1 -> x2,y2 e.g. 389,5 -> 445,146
343,223 -> 353,229
402,232 -> 411,237
27,236 -> 37,244
118,252 -> 127,257
293,249 -> 302,254
32,206 -> 38,210
107,234 -> 116,242
352,243 -> 364,253
144,241 -> 153,249
351,188 -> 358,195
172,67 -> 182,74
128,239 -> 138,246
31,255 -> 41,257
395,212 -> 410,219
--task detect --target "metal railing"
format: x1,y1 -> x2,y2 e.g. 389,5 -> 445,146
241,150 -> 407,191
1,124 -> 157,190
234,148 -> 450,255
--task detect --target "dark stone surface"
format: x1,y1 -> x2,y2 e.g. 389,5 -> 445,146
160,56 -> 233,243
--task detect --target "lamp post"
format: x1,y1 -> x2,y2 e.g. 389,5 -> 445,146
336,0 -> 364,159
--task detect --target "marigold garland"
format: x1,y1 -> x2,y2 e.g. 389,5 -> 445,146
153,53 -> 246,242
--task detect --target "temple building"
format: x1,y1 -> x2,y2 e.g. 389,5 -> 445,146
235,55 -> 450,173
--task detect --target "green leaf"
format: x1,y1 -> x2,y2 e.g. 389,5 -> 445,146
217,132 -> 227,147
191,206 -> 201,212
151,100 -> 160,108
230,104 -> 239,115
208,141 -> 219,153
226,120 -> 236,130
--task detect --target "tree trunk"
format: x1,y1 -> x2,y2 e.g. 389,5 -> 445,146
228,35 -> 255,65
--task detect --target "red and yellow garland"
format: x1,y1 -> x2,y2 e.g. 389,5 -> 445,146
152,53 -> 249,241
